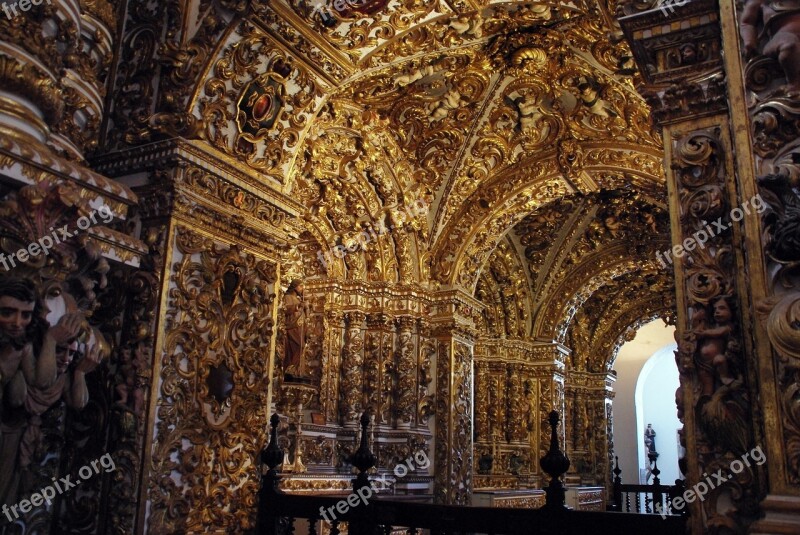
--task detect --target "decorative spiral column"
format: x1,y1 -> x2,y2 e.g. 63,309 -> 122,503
395,316 -> 417,427
341,311 -> 366,426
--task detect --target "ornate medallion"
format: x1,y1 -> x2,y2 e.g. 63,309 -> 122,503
235,72 -> 286,143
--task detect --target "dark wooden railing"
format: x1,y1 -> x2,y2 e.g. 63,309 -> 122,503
256,411 -> 687,535
608,455 -> 688,516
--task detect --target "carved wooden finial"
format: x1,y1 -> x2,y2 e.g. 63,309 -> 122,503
260,413 -> 284,496
351,411 -> 376,491
539,410 -> 570,508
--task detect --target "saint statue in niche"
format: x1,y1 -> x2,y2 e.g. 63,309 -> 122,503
283,279 -> 310,382
644,424 -> 657,458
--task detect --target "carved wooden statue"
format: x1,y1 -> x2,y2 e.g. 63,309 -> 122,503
0,277 -> 83,505
644,423 -> 657,457
283,279 -> 308,380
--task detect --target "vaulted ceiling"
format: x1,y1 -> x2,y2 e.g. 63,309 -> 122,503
126,0 -> 675,369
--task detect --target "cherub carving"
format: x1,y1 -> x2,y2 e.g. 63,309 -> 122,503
427,88 -> 467,121
740,0 -> 800,93
448,15 -> 483,38
394,64 -> 436,89
693,296 -> 734,398
576,78 -> 617,118
512,93 -> 545,132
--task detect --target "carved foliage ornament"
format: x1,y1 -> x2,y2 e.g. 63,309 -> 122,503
672,129 -> 760,527
149,226 -> 277,532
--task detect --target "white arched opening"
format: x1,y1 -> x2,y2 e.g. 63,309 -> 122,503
611,319 -> 676,485
634,343 -> 681,485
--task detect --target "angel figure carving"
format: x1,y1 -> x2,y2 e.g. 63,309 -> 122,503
740,0 -> 800,93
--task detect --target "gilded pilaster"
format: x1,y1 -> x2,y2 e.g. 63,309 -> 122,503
91,141 -> 299,533
565,371 -> 615,490
417,320 -> 436,426
320,308 -> 344,424
431,289 -> 479,505
730,0 -> 800,529
364,313 -> 394,424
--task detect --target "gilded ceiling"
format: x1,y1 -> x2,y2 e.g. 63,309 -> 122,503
112,0 -> 674,369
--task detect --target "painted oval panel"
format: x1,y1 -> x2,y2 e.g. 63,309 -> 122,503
253,94 -> 274,121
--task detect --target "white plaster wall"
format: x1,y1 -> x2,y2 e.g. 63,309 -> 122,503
611,319 -> 676,485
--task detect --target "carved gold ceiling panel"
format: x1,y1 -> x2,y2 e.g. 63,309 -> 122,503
147,0 -> 671,369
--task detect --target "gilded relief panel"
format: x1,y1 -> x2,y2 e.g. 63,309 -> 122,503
148,225 -> 278,533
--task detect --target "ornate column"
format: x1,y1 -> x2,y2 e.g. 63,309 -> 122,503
341,311 -> 366,426
364,313 -> 394,424
507,364 -> 527,444
531,349 -> 566,476
319,307 -> 344,424
395,316 -> 417,428
431,289 -> 480,505
0,0 -> 115,159
734,0 -> 800,531
565,371 -> 615,489
417,319 -> 436,428
619,0 -> 783,531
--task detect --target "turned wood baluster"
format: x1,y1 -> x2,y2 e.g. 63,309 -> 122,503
349,412 -> 377,535
351,411 -> 377,491
651,457 -> 662,514
257,414 -> 285,535
539,410 -> 571,509
612,456 -> 622,511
